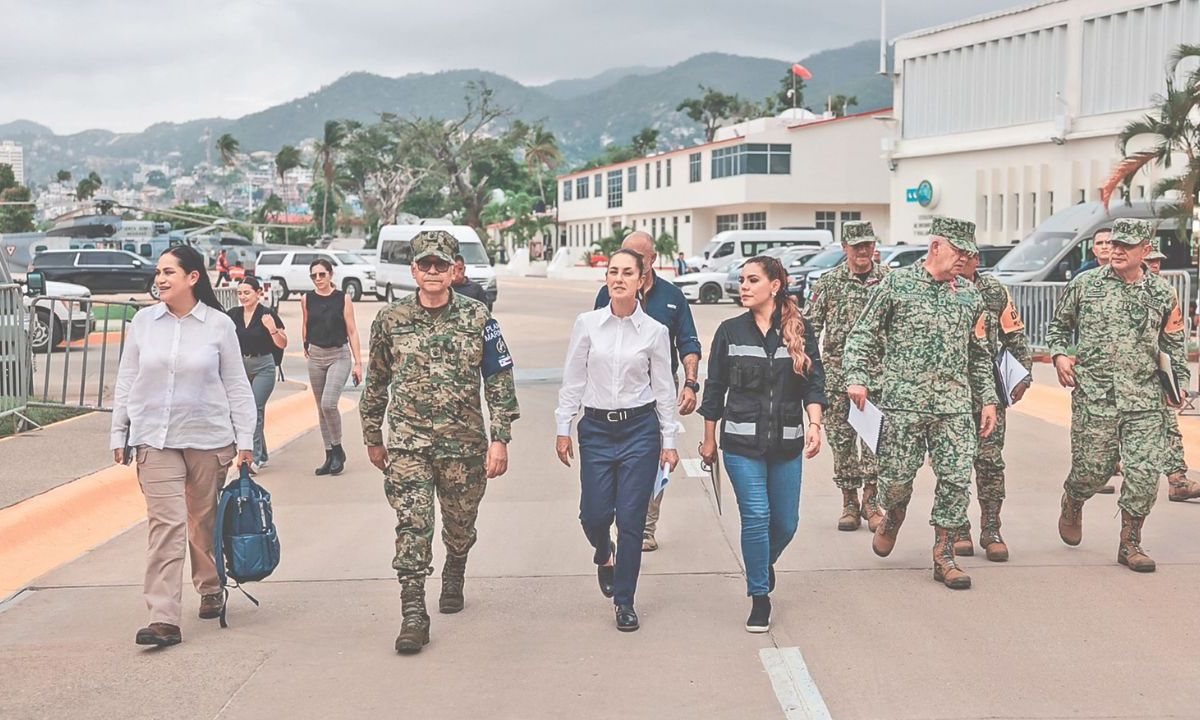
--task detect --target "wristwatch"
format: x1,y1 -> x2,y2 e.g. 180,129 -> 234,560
683,380 -> 701,393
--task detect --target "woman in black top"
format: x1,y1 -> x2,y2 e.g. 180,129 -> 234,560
229,276 -> 287,471
301,258 -> 363,476
698,255 -> 825,633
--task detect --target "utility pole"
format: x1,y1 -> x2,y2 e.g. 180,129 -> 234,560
879,0 -> 888,76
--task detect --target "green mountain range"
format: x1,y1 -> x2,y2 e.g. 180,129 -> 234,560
1,40 -> 891,185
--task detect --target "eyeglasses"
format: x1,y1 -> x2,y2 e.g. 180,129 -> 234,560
416,258 -> 451,273
310,272 -> 329,279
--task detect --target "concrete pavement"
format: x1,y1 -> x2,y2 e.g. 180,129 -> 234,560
2,277 -> 1200,719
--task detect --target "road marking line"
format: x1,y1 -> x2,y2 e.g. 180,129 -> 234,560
759,647 -> 832,720
682,458 -> 707,477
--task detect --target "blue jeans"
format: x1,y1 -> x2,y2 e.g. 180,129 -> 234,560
242,354 -> 277,464
723,451 -> 803,597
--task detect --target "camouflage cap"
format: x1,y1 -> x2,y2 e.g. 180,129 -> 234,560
842,221 -> 878,245
411,230 -> 458,263
1110,217 -> 1154,246
928,216 -> 978,254
1146,237 -> 1167,260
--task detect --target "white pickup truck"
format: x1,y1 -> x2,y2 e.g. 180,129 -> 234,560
0,261 -> 95,353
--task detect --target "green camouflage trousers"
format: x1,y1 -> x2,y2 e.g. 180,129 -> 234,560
384,451 -> 487,585
1164,410 -> 1187,477
827,390 -> 879,490
877,410 -> 976,529
1065,398 -> 1163,518
972,406 -> 1007,503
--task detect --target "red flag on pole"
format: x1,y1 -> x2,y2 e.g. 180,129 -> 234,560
791,64 -> 813,80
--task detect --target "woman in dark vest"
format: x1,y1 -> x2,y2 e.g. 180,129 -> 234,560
698,255 -> 825,633
229,276 -> 287,471
301,258 -> 363,475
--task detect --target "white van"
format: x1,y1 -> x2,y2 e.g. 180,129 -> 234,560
699,229 -> 833,270
375,224 -> 497,308
254,249 -> 377,301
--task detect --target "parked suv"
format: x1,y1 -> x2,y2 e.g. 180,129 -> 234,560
31,249 -> 159,298
254,249 -> 377,301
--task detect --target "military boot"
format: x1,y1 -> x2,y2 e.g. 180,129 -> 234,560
1167,472 -> 1200,502
395,583 -> 431,654
932,528 -> 971,589
1057,492 -> 1084,546
439,554 -> 467,614
978,500 -> 1009,562
952,523 -> 974,557
838,489 -> 862,531
861,483 -> 884,532
871,507 -> 906,557
1117,510 -> 1156,573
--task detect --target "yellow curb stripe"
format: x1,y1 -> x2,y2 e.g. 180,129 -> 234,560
0,391 -> 356,599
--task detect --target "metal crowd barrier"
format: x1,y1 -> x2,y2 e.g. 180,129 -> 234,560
0,284 -> 31,421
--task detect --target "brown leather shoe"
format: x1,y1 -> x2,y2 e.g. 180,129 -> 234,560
1058,492 -> 1084,546
861,483 -> 884,532
838,489 -> 862,531
1168,472 -> 1200,502
1117,510 -> 1156,572
871,507 -> 906,557
952,523 -> 974,557
199,592 -> 224,620
932,528 -> 971,589
135,623 -> 181,647
979,500 -> 1009,562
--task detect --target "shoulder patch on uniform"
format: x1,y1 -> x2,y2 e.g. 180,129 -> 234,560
974,312 -> 987,340
1164,304 -> 1185,334
482,318 -> 514,377
1000,294 -> 1025,333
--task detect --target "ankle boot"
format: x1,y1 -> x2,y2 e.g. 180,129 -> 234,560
1058,492 -> 1084,546
872,506 -> 906,557
1117,510 -> 1156,573
395,583 -> 431,654
745,595 -> 771,633
932,528 -> 972,589
838,489 -> 862,531
314,449 -> 333,476
861,483 -> 884,532
979,500 -> 1008,561
1167,472 -> 1200,502
952,523 -> 974,557
329,444 -> 346,476
439,554 -> 467,614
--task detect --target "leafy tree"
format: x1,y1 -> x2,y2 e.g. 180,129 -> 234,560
0,167 -> 34,232
829,94 -> 859,117
521,121 -> 563,208
654,231 -> 678,260
145,170 -> 170,189
275,144 -> 301,205
252,194 -> 289,244
75,171 -> 102,200
55,169 -> 72,183
677,85 -> 756,142
481,191 -> 553,251
765,68 -> 807,113
630,127 -> 660,157
0,164 -> 15,192
338,120 -> 431,228
596,225 -> 633,257
311,120 -> 346,236
216,133 -> 240,168
306,181 -> 342,237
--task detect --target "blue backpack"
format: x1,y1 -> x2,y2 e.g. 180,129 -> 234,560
213,463 -> 281,627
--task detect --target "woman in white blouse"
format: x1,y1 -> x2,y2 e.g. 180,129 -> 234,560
555,249 -> 679,633
111,245 -> 256,648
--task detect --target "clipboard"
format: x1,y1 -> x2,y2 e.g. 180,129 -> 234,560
698,443 -> 722,515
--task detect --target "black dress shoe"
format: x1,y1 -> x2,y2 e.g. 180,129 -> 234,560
315,450 -> 333,476
597,542 -> 615,598
615,604 -> 639,632
769,564 -> 776,593
329,444 -> 346,475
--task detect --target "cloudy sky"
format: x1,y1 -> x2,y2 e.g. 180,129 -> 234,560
3,0 -> 1021,134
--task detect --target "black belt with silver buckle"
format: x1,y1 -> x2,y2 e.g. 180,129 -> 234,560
584,402 -> 656,423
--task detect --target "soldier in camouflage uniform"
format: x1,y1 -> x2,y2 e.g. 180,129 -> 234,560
805,220 -> 888,532
951,252 -> 1033,562
842,216 -> 999,590
360,230 -> 520,653
1049,218 -> 1188,573
1143,239 -> 1200,502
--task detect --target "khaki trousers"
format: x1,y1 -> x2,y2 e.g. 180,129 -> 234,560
136,445 -> 236,625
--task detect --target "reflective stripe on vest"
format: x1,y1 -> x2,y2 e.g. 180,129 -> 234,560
725,421 -> 757,436
781,425 -> 804,440
728,344 -> 768,358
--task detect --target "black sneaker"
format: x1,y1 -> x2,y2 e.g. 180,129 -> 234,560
615,604 -> 639,632
746,595 -> 771,633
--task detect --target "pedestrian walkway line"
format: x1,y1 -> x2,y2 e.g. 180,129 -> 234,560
759,646 -> 832,720
0,391 -> 355,600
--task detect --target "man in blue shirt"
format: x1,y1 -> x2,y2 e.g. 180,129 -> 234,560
674,252 -> 689,277
595,232 -> 702,551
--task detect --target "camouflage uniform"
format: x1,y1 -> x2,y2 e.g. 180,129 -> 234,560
806,222 -> 888,492
1047,220 -> 1188,520
842,217 -> 998,530
360,230 -> 520,645
1145,240 -> 1189,481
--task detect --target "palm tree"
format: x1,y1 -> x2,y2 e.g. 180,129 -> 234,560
216,133 -> 240,168
523,123 -> 562,208
275,145 -> 301,209
311,120 -> 346,236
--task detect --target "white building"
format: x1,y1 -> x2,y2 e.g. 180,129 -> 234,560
0,141 -> 24,185
556,110 -> 893,257
888,0 -> 1199,245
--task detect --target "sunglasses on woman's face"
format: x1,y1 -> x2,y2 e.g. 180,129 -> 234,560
416,258 -> 451,273
310,271 -> 329,279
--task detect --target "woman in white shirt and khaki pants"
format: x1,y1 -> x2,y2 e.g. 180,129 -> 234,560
556,249 -> 679,633
111,245 -> 256,648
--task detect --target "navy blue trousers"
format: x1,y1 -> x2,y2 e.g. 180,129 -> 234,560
577,411 -> 661,606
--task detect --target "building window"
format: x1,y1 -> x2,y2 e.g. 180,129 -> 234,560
994,194 -> 1005,228
977,195 -> 988,231
645,163 -> 651,189
712,143 -> 792,179
594,174 -> 603,198
576,177 -> 588,200
716,214 -> 739,233
689,152 -> 701,183
627,166 -> 637,193
607,170 -> 623,209
685,215 -> 690,223
742,212 -> 767,230
815,211 -> 836,234
651,218 -> 657,237
562,181 -> 572,202
655,161 -> 662,189
666,159 -> 672,187
672,216 -> 679,242
1029,192 -> 1037,227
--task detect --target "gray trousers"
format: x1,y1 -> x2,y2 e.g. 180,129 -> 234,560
242,354 -> 277,464
307,344 -> 351,449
